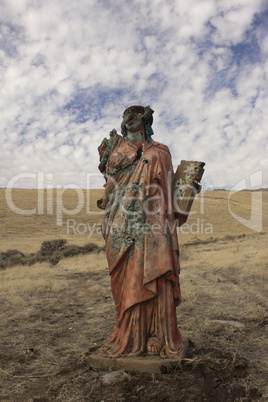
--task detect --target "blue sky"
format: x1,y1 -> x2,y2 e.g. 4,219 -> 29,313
0,0 -> 267,190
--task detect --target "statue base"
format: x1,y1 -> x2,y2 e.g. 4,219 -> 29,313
89,338 -> 189,373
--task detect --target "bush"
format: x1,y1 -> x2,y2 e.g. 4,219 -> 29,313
0,240 -> 105,270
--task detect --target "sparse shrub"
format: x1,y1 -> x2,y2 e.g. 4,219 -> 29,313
50,251 -> 61,266
28,255 -> 38,266
0,250 -> 25,269
9,255 -> 26,266
82,243 -> 101,253
0,240 -> 105,270
39,240 -> 67,256
0,249 -> 25,260
62,245 -> 82,258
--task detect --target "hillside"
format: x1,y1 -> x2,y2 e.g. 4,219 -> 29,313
0,189 -> 267,401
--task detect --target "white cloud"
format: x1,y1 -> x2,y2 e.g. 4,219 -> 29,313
0,0 -> 267,191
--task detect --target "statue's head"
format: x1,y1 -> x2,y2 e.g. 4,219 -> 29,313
121,105 -> 154,139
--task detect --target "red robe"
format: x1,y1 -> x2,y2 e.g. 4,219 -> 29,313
99,133 -> 187,356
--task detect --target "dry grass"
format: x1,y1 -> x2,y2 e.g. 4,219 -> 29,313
0,239 -> 105,269
1,188 -> 268,253
0,188 -> 267,401
0,188 -> 105,253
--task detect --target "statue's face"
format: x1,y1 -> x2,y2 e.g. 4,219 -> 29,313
123,112 -> 143,132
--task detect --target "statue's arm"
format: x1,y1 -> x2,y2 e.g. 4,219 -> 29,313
98,129 -> 117,173
97,129 -> 118,210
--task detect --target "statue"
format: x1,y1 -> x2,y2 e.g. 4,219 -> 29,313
97,105 -> 203,358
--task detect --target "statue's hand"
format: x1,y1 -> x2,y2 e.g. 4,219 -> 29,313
97,199 -> 106,210
174,179 -> 201,194
110,128 -> 117,137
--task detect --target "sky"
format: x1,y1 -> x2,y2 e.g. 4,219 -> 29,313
0,0 -> 268,190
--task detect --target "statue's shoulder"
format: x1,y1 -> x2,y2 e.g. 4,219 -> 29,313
152,140 -> 171,155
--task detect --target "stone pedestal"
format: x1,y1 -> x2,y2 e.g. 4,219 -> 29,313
89,339 -> 189,373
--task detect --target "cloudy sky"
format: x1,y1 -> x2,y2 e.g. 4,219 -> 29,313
1,0 -> 268,190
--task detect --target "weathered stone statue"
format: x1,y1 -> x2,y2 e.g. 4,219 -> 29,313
97,106 -> 203,360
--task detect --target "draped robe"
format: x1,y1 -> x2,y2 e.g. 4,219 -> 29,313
99,133 -> 187,356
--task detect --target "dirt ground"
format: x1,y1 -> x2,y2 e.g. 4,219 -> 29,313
0,189 -> 267,401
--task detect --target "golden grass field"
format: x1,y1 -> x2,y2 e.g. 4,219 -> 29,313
0,188 -> 267,401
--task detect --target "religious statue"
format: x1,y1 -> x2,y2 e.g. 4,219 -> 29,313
97,105 -> 204,358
